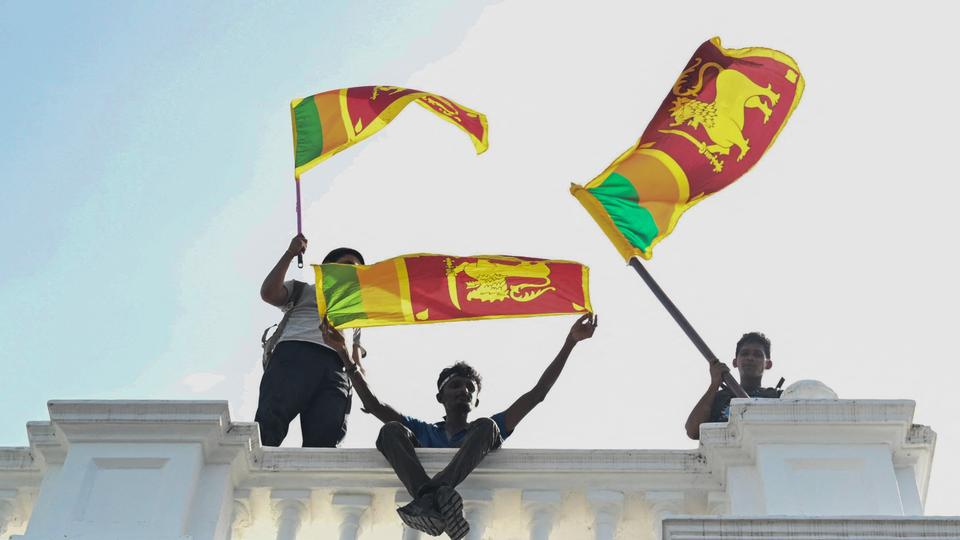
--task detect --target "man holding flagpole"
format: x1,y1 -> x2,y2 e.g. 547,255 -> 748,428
256,234 -> 365,448
685,332 -> 782,440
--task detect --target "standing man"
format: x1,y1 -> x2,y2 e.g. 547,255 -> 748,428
256,234 -> 365,447
685,332 -> 782,440
324,313 -> 598,539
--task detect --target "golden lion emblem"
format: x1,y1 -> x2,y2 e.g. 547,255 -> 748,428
658,58 -> 780,172
445,258 -> 557,310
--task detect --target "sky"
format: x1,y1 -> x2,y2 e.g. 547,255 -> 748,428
1,0 -> 958,516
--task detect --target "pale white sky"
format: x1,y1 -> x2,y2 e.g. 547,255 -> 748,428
3,0 -> 958,516
285,1 -> 960,514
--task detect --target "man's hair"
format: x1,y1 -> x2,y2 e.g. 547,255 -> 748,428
736,332 -> 771,359
322,247 -> 365,265
436,361 -> 482,392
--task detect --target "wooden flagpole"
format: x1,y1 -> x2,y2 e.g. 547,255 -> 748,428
629,257 -> 748,398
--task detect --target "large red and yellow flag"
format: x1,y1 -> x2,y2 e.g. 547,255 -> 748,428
314,255 -> 591,329
571,37 -> 804,260
291,86 -> 488,178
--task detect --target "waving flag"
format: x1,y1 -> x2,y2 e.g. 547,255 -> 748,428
291,86 -> 488,179
314,255 -> 591,329
571,37 -> 804,260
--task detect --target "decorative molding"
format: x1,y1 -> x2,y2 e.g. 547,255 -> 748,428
906,424 -> 937,446
587,490 -> 624,540
272,489 -> 311,540
24,422 -> 63,466
0,399 -> 947,539
331,492 -> 372,540
0,449 -> 41,493
0,449 -> 35,472
256,448 -> 706,473
696,399 -> 936,515
738,399 -> 916,422
232,488 -> 252,534
523,490 -> 562,540
29,401 -> 256,466
461,489 -> 493,540
663,517 -> 960,539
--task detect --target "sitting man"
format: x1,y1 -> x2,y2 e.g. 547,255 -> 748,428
323,313 -> 597,539
685,332 -> 782,440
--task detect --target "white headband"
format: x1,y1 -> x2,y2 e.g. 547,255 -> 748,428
438,374 -> 478,392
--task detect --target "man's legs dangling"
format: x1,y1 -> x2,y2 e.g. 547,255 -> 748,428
426,417 -> 503,540
376,422 -> 444,536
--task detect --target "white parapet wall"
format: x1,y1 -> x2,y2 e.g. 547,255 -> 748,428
0,393 -> 953,540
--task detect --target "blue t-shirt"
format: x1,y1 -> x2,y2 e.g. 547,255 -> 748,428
401,413 -> 512,448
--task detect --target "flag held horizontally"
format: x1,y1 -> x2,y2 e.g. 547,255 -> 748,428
314,254 -> 591,330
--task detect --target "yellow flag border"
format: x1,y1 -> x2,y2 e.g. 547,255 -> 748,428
293,89 -> 488,179
571,37 -> 804,262
312,254 -> 592,330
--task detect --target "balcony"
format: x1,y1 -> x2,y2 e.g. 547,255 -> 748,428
0,388 -> 957,539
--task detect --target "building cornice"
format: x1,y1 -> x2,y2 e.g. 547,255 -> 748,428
663,516 -> 960,539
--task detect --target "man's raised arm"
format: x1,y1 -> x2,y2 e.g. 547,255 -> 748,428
502,313 -> 597,433
323,325 -> 404,425
684,361 -> 729,440
261,235 -> 307,306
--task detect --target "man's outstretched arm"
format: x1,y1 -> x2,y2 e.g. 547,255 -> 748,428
261,235 -> 307,306
502,313 -> 597,433
684,361 -> 729,440
323,325 -> 404,425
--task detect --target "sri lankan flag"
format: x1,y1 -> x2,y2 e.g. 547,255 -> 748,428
291,86 -> 488,178
314,254 -> 591,329
571,37 -> 804,260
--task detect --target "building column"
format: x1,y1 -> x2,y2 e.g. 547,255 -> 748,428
332,492 -> 372,540
587,490 -> 623,540
461,489 -> 493,540
395,491 -> 421,540
522,490 -> 562,540
272,489 -> 310,540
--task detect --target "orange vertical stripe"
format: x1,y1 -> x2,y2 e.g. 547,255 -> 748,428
356,259 -> 405,324
313,91 -> 349,156
613,151 -> 684,235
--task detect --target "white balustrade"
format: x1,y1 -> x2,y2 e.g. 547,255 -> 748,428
587,490 -> 624,540
0,394 -> 952,540
272,489 -> 310,540
461,489 -> 493,540
332,492 -> 372,540
523,490 -> 562,540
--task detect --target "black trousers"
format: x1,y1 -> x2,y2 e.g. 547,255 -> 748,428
255,340 -> 351,447
376,418 -> 502,497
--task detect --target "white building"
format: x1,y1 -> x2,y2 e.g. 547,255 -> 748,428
1,381 -> 957,539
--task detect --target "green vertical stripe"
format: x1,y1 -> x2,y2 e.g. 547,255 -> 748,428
293,97 -> 325,167
587,172 -> 660,251
321,264 -> 367,326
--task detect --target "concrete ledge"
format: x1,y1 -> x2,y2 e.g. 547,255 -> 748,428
663,516 -> 960,539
